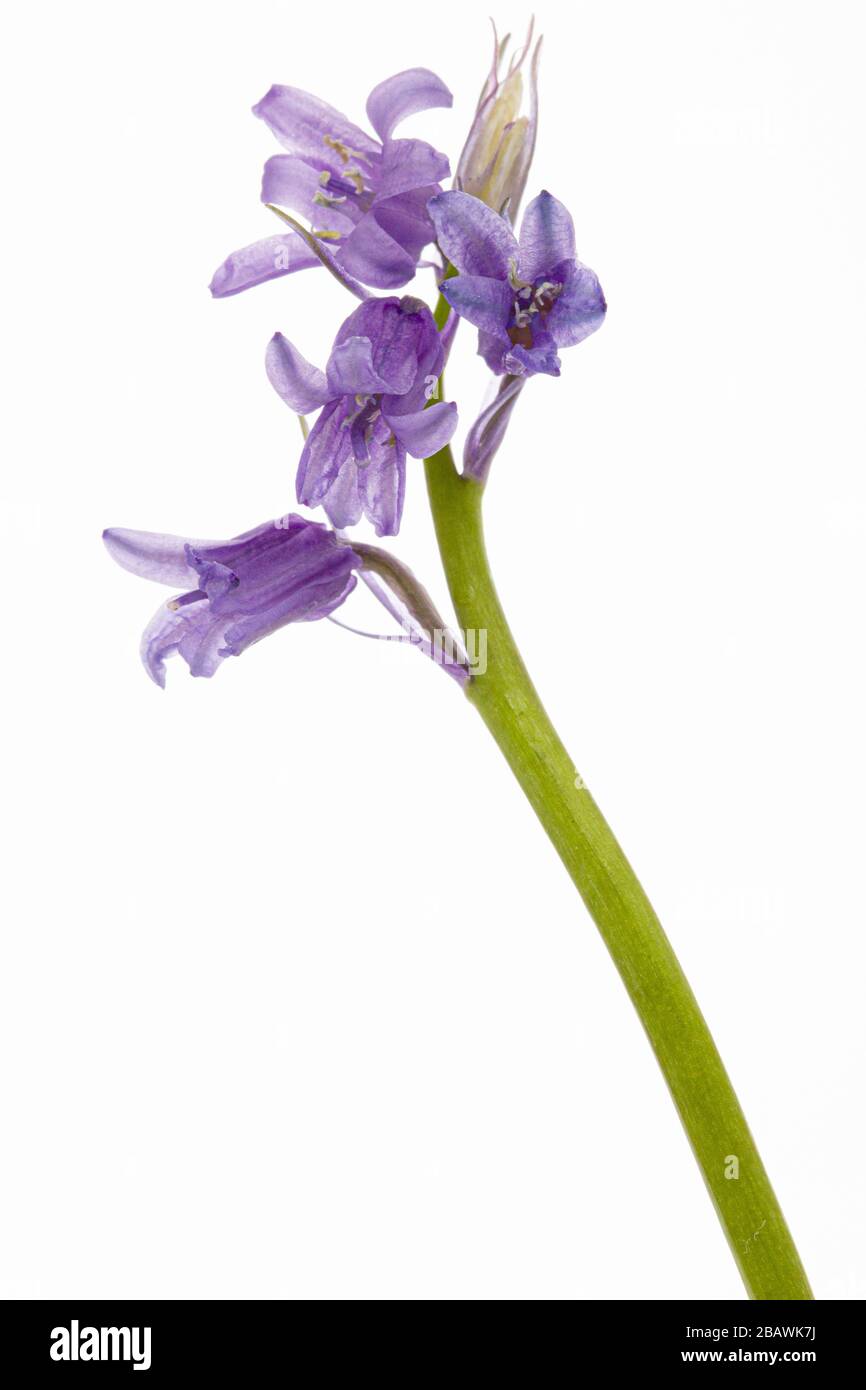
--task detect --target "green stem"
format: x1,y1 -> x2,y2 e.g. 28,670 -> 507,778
424,441 -> 812,1300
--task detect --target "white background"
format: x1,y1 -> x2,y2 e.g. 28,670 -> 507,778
1,0 -> 864,1300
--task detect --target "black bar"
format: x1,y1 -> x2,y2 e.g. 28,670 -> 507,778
0,1298 -> 859,1376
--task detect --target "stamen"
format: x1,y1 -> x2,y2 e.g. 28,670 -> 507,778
534,280 -> 563,312
313,189 -> 347,208
323,134 -> 370,166
508,258 -> 533,293
167,589 -> 207,611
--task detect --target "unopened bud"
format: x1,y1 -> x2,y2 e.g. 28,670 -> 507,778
455,21 -> 541,220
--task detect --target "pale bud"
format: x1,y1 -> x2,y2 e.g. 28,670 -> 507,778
455,21 -> 542,220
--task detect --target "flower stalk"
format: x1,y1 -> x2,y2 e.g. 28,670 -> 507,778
423,404 -> 812,1303
106,29 -> 814,1298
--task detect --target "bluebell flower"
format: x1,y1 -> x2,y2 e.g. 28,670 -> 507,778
210,69 -> 453,295
267,296 -> 457,536
428,188 -> 606,377
103,516 -> 359,685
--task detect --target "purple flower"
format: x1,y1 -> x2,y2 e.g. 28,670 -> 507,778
210,69 -> 453,296
427,188 -> 606,378
266,296 -> 458,536
103,516 -> 359,686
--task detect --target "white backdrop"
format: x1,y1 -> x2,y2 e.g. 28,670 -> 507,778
1,0 -> 864,1299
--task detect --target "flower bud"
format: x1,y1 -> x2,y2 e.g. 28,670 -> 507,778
455,22 -> 541,220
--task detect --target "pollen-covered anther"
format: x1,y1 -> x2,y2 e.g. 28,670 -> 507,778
313,189 -> 347,208
534,280 -> 563,313
323,134 -> 370,166
508,259 -> 533,294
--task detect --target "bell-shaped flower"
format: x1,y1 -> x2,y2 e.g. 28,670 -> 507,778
428,188 -> 606,378
210,69 -> 453,296
103,516 -> 360,686
266,296 -> 457,536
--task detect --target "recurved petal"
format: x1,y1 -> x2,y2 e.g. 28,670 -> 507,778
209,233 -> 320,297
547,261 -> 607,347
366,68 -> 453,142
383,401 -> 458,459
252,85 -> 379,162
266,333 -> 330,414
103,528 -> 197,587
518,190 -> 577,283
440,272 -> 512,336
427,189 -> 518,278
140,597 -> 229,687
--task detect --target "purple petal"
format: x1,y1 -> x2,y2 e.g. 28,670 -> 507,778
332,298 -> 427,397
373,188 -> 438,260
356,444 -> 406,537
209,233 -> 320,297
296,399 -> 356,512
427,189 -> 518,278
440,273 -> 512,337
503,329 -> 561,378
376,138 -> 449,200
337,212 -> 418,289
547,261 -> 607,347
315,459 -> 364,530
261,155 -> 356,234
383,401 -> 458,459
253,85 -> 379,163
477,330 -> 508,374
140,597 -> 236,686
365,68 -> 453,142
266,333 -> 330,414
518,190 -> 577,282
103,528 -> 197,587
217,526 -> 358,630
326,336 -> 395,397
